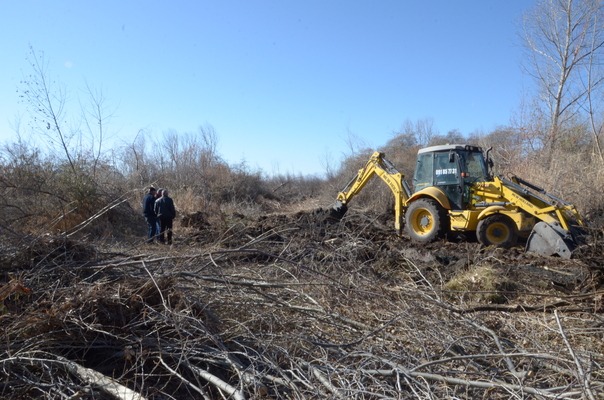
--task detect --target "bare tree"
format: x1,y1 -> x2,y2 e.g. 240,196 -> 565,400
584,10 -> 604,162
522,0 -> 604,161
119,129 -> 154,187
395,117 -> 437,147
157,126 -> 222,189
197,123 -> 219,166
19,46 -> 76,174
19,46 -> 116,178
80,82 -> 116,177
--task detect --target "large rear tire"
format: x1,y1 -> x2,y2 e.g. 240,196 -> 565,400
477,214 -> 517,248
405,199 -> 448,243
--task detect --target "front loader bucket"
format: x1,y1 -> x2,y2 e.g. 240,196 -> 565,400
526,222 -> 577,259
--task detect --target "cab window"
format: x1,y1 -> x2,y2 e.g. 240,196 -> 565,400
462,151 -> 488,182
413,153 -> 433,191
434,152 -> 458,185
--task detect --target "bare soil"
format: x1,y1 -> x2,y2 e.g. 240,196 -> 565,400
1,205 -> 603,399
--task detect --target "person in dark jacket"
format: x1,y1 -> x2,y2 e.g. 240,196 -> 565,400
155,188 -> 164,235
154,188 -> 176,245
142,187 -> 157,243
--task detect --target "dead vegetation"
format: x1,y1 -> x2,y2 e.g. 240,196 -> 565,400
4,39 -> 604,399
1,206 -> 603,399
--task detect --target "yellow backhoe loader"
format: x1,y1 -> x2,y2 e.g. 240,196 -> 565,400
331,144 -> 585,258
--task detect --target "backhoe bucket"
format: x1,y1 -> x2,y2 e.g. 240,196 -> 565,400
526,222 -> 576,259
329,201 -> 348,221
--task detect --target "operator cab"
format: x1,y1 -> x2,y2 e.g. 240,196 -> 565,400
413,144 -> 489,209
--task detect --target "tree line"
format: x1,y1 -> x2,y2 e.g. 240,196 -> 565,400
2,0 -> 604,239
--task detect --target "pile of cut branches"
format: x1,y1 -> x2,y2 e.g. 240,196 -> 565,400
1,208 -> 603,399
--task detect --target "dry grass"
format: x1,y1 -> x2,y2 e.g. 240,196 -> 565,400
444,263 -> 517,304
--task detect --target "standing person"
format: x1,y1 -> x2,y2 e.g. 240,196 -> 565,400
155,188 -> 164,235
154,188 -> 176,245
142,187 -> 158,243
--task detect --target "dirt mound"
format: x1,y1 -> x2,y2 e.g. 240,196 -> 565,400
1,207 -> 603,399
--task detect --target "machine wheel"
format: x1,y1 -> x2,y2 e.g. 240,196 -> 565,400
405,198 -> 448,243
477,214 -> 517,248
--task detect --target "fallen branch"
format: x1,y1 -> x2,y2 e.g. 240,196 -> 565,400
55,356 -> 146,400
303,363 -> 346,399
555,310 -> 596,400
186,361 -> 246,400
65,197 -> 129,237
158,356 -> 211,400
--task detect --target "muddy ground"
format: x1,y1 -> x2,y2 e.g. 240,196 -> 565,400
1,206 -> 603,399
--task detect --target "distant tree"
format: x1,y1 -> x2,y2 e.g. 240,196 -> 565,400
343,128 -> 372,157
474,127 -> 529,173
80,82 -> 116,178
428,129 -> 465,146
522,0 -> 604,162
18,46 -> 114,175
381,131 -> 419,177
395,117 -> 437,147
18,46 -> 75,173
159,125 -> 221,190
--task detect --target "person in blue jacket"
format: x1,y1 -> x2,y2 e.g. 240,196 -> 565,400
142,187 -> 157,243
154,188 -> 176,245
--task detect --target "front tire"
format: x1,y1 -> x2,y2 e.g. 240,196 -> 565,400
477,214 -> 517,248
405,199 -> 448,243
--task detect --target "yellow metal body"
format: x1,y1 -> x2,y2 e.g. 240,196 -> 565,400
447,209 -> 535,234
335,150 -> 584,242
407,187 -> 451,210
469,176 -> 583,231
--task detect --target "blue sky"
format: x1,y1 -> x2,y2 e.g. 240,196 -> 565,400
0,1 -> 534,176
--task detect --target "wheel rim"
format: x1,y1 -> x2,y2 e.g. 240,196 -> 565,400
410,208 -> 433,236
484,222 -> 511,245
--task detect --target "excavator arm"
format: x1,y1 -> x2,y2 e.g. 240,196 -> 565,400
332,152 -> 412,233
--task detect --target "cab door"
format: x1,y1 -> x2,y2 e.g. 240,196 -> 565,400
433,151 -> 463,209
